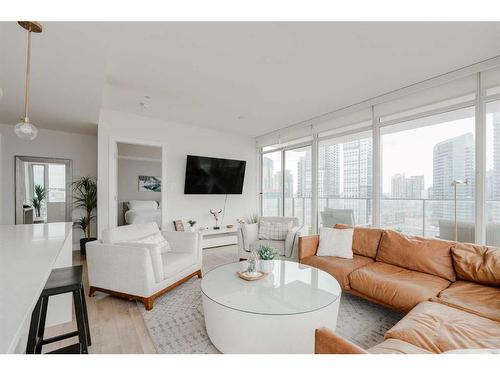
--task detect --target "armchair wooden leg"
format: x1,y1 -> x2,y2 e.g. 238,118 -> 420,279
196,270 -> 202,278
88,286 -> 96,297
143,297 -> 154,311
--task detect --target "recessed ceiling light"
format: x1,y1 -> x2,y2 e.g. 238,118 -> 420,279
144,95 -> 151,100
237,115 -> 245,120
139,102 -> 148,109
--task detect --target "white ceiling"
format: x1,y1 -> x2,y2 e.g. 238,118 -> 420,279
2,22 -> 500,137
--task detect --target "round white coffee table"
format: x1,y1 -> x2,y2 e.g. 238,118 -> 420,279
201,260 -> 341,354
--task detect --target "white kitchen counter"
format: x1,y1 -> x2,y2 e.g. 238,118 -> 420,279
0,223 -> 73,353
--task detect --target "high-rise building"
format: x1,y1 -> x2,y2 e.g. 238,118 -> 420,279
493,113 -> 500,200
262,156 -> 275,191
297,149 -> 312,198
342,138 -> 373,224
391,173 -> 407,198
432,133 -> 475,221
343,138 -> 372,198
391,174 -> 425,199
317,144 -> 340,198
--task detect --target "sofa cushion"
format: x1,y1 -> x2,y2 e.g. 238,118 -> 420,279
349,262 -> 450,311
385,301 -> 500,353
161,252 -> 194,279
432,281 -> 500,322
334,224 -> 383,259
451,243 -> 500,286
249,239 -> 285,256
301,254 -> 374,290
102,222 -> 160,244
376,230 -> 456,281
368,339 -> 432,354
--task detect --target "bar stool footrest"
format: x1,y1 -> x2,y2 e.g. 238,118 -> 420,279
47,343 -> 82,354
42,331 -> 79,345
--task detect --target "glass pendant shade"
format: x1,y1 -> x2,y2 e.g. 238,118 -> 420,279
14,120 -> 38,141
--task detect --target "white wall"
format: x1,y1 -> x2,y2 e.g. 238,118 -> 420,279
97,109 -> 258,235
0,123 -> 97,247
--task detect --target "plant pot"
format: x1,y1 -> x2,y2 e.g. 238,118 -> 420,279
80,237 -> 97,256
260,260 -> 275,273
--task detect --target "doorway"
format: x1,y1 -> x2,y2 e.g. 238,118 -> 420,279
109,138 -> 166,229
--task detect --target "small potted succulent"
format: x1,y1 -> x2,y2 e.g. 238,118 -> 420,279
258,244 -> 278,273
187,220 -> 197,232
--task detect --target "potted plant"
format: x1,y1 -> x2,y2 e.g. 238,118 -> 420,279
73,176 -> 97,256
187,220 -> 197,232
31,184 -> 46,218
258,244 -> 278,273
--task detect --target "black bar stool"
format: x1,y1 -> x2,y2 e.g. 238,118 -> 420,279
26,265 -> 91,354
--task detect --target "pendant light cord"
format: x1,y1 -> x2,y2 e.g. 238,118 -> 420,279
24,28 -> 32,123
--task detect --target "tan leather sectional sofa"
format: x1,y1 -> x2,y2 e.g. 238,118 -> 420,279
298,226 -> 500,354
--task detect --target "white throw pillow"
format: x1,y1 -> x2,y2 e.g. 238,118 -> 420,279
259,221 -> 291,241
132,231 -> 171,253
128,200 -> 158,210
317,227 -> 354,259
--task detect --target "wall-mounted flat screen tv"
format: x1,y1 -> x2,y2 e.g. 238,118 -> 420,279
184,155 -> 246,194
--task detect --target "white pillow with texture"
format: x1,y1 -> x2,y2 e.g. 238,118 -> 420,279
317,227 -> 354,258
128,200 -> 158,210
132,231 -> 171,253
259,221 -> 291,241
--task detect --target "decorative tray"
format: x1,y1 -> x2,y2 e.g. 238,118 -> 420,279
236,271 -> 267,281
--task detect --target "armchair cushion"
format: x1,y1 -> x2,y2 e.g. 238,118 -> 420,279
162,252 -> 196,279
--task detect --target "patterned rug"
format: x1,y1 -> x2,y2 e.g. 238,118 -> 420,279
138,277 -> 404,354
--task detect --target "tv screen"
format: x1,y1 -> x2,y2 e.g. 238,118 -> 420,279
184,155 -> 246,194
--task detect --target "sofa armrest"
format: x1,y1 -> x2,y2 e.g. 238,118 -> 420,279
315,328 -> 367,354
118,242 -> 164,283
161,231 -> 202,265
86,241 -> 157,297
298,234 -> 319,261
285,225 -> 303,258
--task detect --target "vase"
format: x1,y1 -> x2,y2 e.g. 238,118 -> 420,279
260,260 -> 274,273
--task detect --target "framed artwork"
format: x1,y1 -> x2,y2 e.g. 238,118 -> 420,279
173,220 -> 185,231
138,175 -> 161,192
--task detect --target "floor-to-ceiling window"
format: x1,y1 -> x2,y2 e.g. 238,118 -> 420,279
317,130 -> 373,228
380,107 -> 476,239
284,146 -> 312,232
262,151 -> 282,217
486,99 -> 500,246
260,141 -> 313,233
258,66 -> 500,245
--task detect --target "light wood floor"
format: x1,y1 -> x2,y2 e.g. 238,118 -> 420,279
43,245 -> 238,354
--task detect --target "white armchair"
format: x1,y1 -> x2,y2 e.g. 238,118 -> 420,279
237,216 -> 303,261
86,222 -> 202,310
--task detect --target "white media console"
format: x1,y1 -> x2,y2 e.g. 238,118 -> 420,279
200,227 -> 238,249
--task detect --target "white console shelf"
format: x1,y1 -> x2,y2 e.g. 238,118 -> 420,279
200,227 -> 238,249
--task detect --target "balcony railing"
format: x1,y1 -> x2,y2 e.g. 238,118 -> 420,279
262,195 -> 500,245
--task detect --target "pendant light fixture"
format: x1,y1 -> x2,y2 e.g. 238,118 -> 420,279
14,21 -> 43,141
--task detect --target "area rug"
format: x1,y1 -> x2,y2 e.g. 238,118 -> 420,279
138,277 -> 404,354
